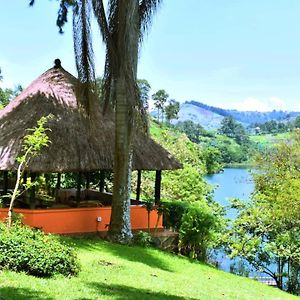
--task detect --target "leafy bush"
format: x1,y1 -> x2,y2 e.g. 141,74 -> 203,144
161,200 -> 189,231
0,222 -> 80,277
132,231 -> 152,247
179,201 -> 221,261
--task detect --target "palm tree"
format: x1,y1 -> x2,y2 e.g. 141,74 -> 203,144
30,0 -> 161,243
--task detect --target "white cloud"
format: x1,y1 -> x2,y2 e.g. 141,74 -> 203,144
227,96 -> 288,112
229,97 -> 271,112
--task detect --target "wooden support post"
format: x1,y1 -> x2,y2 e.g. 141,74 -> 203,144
29,173 -> 37,209
55,173 -> 61,203
76,172 -> 82,206
3,171 -> 8,195
86,172 -> 90,189
155,170 -> 162,205
22,172 -> 28,202
99,170 -> 105,193
56,173 -> 61,190
136,170 -> 142,202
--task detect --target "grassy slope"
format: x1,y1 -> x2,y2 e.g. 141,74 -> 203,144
250,133 -> 291,149
0,236 -> 297,300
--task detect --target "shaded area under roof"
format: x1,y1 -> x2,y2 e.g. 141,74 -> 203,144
0,65 -> 181,173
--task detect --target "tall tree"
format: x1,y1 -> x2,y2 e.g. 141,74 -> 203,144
0,67 -> 23,109
165,99 -> 180,124
137,79 -> 151,110
152,89 -> 169,123
294,116 -> 300,129
30,0 -> 161,243
227,131 -> 300,292
218,116 -> 249,146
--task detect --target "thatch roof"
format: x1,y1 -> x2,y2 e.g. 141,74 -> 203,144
0,63 -> 181,172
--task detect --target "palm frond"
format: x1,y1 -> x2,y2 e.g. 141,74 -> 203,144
92,0 -> 110,43
73,0 -> 96,116
139,0 -> 162,41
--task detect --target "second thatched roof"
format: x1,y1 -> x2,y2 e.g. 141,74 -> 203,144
0,63 -> 181,173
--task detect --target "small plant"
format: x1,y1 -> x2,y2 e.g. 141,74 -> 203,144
132,230 -> 152,247
143,200 -> 154,233
179,201 -> 218,261
0,221 -> 80,277
7,115 -> 53,227
161,200 -> 189,231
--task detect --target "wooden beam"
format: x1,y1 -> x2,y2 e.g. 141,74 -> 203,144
85,172 -> 90,189
99,170 -> 105,192
136,170 -> 142,202
3,171 -> 8,195
56,173 -> 61,190
29,173 -> 37,209
155,170 -> 162,205
76,172 -> 82,206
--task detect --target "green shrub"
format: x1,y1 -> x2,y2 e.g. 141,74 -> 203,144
179,201 -> 219,261
0,222 -> 80,277
161,200 -> 189,231
132,231 -> 152,247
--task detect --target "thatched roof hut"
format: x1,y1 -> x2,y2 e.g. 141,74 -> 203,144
0,62 -> 181,173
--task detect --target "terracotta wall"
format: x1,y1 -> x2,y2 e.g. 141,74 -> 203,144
0,206 -> 163,234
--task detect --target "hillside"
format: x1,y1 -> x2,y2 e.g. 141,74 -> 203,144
0,235 -> 297,300
250,132 -> 292,149
173,102 -> 224,130
171,100 -> 300,129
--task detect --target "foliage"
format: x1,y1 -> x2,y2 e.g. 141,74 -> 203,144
162,198 -> 227,262
179,201 -> 224,261
175,120 -> 213,143
226,130 -> 300,292
7,115 -> 52,226
229,259 -> 250,277
164,99 -> 180,123
202,146 -> 223,174
137,79 -> 151,110
136,123 -> 213,202
218,116 -> 250,146
132,231 -> 152,247
152,89 -> 169,123
133,123 -> 208,201
294,116 -> 300,129
251,120 -> 292,134
175,119 -> 252,166
161,200 -> 189,231
0,221 -> 80,277
0,67 -> 22,109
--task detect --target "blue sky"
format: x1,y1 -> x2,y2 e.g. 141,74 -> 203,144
1,0 -> 300,111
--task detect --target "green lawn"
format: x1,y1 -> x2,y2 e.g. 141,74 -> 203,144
0,235 -> 298,300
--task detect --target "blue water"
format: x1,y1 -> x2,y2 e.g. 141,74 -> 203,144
205,168 -> 278,282
205,168 -> 254,219
205,168 -> 256,273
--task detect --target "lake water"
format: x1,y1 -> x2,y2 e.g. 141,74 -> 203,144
205,168 -> 278,282
205,168 -> 254,219
205,168 -> 255,273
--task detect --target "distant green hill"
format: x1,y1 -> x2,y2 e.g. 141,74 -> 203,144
163,100 -> 300,130
250,132 -> 292,149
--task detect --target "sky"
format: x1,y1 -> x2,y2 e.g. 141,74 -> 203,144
1,0 -> 300,112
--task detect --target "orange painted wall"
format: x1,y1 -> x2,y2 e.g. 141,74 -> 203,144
0,206 -> 163,234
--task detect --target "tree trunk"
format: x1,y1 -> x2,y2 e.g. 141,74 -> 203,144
108,76 -> 133,243
107,0 -> 139,243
